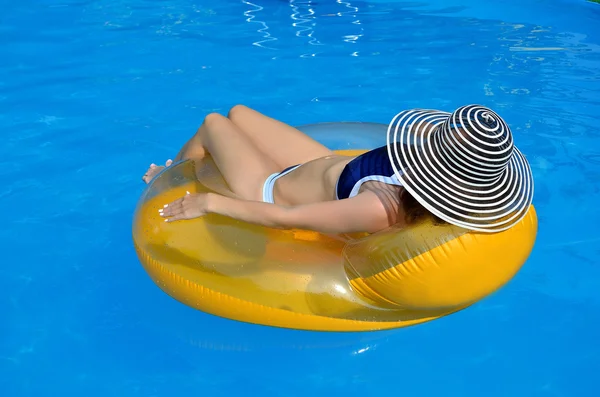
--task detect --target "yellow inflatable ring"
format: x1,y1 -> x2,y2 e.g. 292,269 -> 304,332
132,122 -> 538,332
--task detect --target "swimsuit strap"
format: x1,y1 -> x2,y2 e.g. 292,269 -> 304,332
336,146 -> 403,199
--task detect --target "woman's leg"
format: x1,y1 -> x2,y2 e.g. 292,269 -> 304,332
142,105 -> 332,187
227,105 -> 333,169
163,113 -> 279,200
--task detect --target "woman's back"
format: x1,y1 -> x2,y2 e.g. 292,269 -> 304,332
273,154 -> 353,206
273,150 -> 405,231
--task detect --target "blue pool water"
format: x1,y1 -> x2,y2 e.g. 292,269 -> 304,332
2,0 -> 599,395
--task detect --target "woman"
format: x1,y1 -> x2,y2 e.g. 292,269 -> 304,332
143,104 -> 534,234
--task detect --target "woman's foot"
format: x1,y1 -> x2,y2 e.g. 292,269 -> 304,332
142,159 -> 173,183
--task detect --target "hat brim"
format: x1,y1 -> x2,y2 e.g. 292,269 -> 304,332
386,108 -> 534,233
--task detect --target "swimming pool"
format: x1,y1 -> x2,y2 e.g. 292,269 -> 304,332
1,0 -> 599,395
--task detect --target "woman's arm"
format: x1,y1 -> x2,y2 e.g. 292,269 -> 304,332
160,191 -> 391,234
211,192 -> 390,233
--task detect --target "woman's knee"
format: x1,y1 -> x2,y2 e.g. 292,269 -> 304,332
197,112 -> 227,135
204,112 -> 227,126
227,104 -> 251,122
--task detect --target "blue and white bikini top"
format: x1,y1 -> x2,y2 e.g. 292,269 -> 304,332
335,145 -> 404,200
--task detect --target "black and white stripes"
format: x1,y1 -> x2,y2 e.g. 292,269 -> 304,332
386,104 -> 534,232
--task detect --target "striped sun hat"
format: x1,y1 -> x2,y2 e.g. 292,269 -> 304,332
386,104 -> 534,233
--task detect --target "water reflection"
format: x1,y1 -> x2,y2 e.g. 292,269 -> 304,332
127,294 -> 396,355
242,0 -> 278,49
336,0 -> 364,48
240,0 -> 365,55
289,0 -> 322,46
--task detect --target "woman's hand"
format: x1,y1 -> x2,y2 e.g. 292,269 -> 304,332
159,191 -> 210,222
